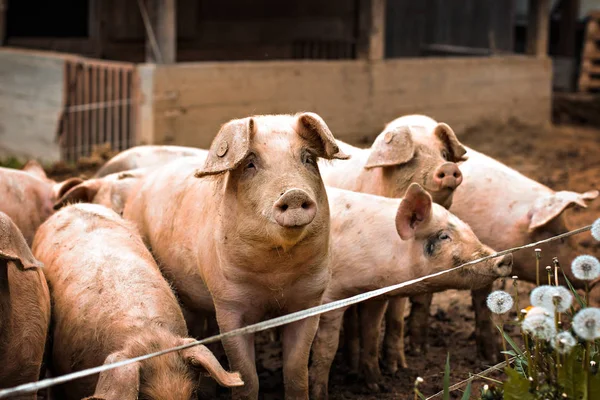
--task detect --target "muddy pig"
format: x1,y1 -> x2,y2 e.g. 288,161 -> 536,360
318,120 -> 467,376
52,168 -> 148,215
32,204 -> 243,400
308,184 -> 512,398
387,114 -> 599,362
123,113 -> 348,400
0,211 -> 50,399
0,161 -> 82,244
94,145 -> 206,177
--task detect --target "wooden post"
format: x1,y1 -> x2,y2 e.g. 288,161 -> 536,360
88,0 -> 105,57
0,0 -> 7,46
526,0 -> 551,57
144,0 -> 176,64
557,0 -> 580,57
356,0 -> 386,60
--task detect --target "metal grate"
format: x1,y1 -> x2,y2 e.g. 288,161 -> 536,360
56,58 -> 139,163
292,39 -> 356,59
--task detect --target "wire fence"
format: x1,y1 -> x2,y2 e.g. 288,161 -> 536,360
0,223 -> 595,398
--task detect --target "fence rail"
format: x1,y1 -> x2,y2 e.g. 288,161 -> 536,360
56,58 -> 139,163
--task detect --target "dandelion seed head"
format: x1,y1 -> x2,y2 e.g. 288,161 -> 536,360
522,311 -> 556,340
571,255 -> 600,281
530,286 -> 554,308
573,307 -> 600,341
542,286 -> 573,313
486,290 -> 514,314
592,218 -> 600,242
551,331 -> 577,354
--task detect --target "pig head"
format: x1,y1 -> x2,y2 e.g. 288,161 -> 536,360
361,121 -> 466,209
52,168 -> 148,215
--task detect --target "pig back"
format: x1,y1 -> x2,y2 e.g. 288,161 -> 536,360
450,147 -> 553,250
0,168 -> 55,245
0,212 -> 50,393
33,204 -> 188,393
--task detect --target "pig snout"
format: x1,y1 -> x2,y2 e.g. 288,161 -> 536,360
433,163 -> 463,190
493,253 -> 513,277
273,189 -> 317,228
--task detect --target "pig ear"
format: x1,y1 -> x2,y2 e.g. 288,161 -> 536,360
364,125 -> 415,169
0,212 -> 43,270
53,180 -> 103,210
52,177 -> 85,201
528,190 -> 599,232
295,112 -> 349,160
395,183 -> 433,240
90,352 -> 140,400
179,339 -> 244,387
194,118 -> 253,178
433,123 -> 467,162
22,160 -> 48,180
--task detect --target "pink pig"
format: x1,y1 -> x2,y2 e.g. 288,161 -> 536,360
94,145 -> 206,178
123,113 -> 348,400
383,114 -> 599,363
0,161 -> 82,244
33,204 -> 243,400
308,184 -> 512,399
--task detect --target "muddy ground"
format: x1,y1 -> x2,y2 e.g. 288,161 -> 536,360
41,117 -> 600,399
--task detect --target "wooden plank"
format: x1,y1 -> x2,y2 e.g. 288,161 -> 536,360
113,68 -> 121,150
90,66 -> 98,153
356,0 -> 386,60
150,56 -> 551,148
526,0 -> 550,57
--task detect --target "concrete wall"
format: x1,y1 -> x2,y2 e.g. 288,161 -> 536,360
143,55 -> 552,148
0,48 -> 64,163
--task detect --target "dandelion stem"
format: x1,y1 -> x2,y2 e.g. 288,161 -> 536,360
586,281 -> 590,307
533,339 -> 540,388
535,249 -> 541,286
523,333 -> 533,379
500,320 -> 509,365
586,341 -> 591,400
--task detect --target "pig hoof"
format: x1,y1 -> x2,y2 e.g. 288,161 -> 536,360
365,382 -> 381,392
383,360 -> 398,375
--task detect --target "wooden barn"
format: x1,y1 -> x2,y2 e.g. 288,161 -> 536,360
0,0 -> 560,163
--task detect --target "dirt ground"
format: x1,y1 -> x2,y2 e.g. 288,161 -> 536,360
41,117 -> 600,399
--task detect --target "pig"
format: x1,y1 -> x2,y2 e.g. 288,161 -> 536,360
52,168 -> 148,215
384,114 -> 599,363
0,162 -> 82,244
32,203 -> 243,400
308,184 -> 512,398
94,145 -> 206,177
123,113 -> 348,400
318,120 -> 467,376
0,211 -> 51,399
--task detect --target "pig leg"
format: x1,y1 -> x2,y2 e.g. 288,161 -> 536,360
406,293 -> 433,354
383,297 -> 408,374
343,305 -> 360,377
282,312 -> 321,400
472,285 -> 500,363
358,298 -> 387,391
214,307 -> 259,400
309,308 -> 346,400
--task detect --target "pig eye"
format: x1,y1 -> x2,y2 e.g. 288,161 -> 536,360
441,150 -> 449,161
439,232 -> 450,240
302,152 -> 317,167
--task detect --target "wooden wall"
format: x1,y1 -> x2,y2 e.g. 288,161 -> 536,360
141,56 -> 551,149
0,48 -> 64,163
386,0 -> 516,57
